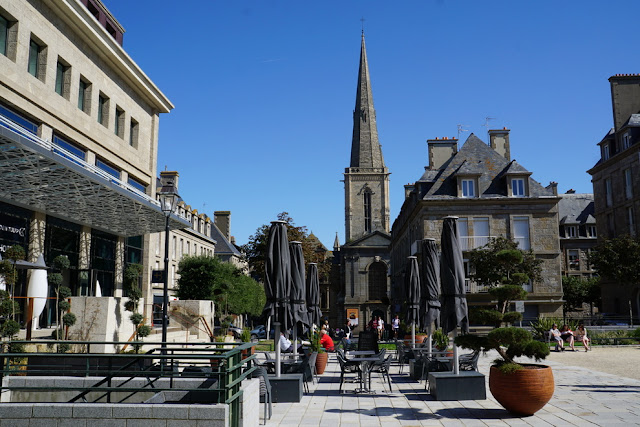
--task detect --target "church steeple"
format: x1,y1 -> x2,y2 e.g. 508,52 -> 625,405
343,33 -> 390,242
350,33 -> 385,169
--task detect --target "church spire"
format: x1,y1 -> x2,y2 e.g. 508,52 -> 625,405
350,33 -> 385,168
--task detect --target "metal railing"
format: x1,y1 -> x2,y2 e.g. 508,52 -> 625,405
0,340 -> 257,427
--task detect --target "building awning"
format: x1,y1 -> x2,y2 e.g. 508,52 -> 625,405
0,117 -> 190,237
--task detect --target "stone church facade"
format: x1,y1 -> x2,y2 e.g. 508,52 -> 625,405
334,34 -> 392,333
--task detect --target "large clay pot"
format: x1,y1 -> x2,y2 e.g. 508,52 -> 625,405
315,352 -> 328,375
403,334 -> 428,346
489,364 -> 554,416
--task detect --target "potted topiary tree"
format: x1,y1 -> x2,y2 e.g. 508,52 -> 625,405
455,327 -> 552,416
310,331 -> 327,374
431,328 -> 450,354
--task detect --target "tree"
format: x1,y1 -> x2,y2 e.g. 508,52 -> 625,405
588,236 -> 640,326
176,255 -> 265,321
0,245 -> 26,319
468,238 -> 542,325
242,212 -> 331,282
562,275 -> 601,316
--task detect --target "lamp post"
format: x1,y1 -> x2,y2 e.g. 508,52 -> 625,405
158,179 -> 179,356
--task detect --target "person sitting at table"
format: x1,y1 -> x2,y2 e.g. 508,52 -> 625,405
280,332 -> 294,353
574,323 -> 590,352
319,330 -> 334,352
550,323 -> 564,351
560,324 -> 576,351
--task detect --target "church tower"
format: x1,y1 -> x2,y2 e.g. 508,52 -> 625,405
339,33 -> 391,333
344,33 -> 391,241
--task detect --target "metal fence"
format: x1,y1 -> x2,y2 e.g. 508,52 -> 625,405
0,340 -> 257,427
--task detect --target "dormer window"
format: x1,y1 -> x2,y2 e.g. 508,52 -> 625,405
565,225 -> 577,238
461,179 -> 476,198
623,132 -> 632,150
511,177 -> 526,197
603,143 -> 610,160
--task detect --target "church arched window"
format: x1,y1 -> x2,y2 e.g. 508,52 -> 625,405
368,261 -> 387,301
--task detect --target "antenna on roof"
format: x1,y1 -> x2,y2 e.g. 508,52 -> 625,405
360,17 -> 365,34
482,117 -> 496,142
457,124 -> 469,139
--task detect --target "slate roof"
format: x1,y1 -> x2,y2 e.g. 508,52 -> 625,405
417,133 -> 554,199
558,193 -> 595,225
210,223 -> 242,257
622,114 -> 640,128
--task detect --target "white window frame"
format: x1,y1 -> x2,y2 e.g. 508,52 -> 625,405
603,143 -> 610,160
625,168 -> 633,199
511,178 -> 526,197
461,179 -> 475,198
605,178 -> 612,207
513,216 -> 530,250
565,225 -> 577,238
623,132 -> 631,150
588,225 -> 597,238
567,249 -> 580,270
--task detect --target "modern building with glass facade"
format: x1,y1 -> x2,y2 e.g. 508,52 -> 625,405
0,0 -> 188,327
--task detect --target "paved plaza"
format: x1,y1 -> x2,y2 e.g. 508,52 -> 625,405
266,347 -> 640,426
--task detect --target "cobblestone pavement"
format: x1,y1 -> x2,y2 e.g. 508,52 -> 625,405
266,347 -> 640,426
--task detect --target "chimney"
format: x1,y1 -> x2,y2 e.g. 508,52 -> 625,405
547,181 -> 558,196
566,188 -> 576,194
404,183 -> 415,199
214,211 -> 231,241
609,74 -> 640,132
159,170 -> 179,191
427,137 -> 458,170
489,128 -> 511,160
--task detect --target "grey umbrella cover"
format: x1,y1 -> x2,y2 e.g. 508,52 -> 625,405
405,256 -> 421,327
289,241 -> 309,327
306,263 -> 322,328
439,217 -> 469,335
421,239 -> 441,330
263,221 -> 292,331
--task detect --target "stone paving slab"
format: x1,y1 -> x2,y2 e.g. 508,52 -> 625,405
265,348 -> 640,426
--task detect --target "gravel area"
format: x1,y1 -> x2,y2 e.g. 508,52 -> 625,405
542,345 -> 640,380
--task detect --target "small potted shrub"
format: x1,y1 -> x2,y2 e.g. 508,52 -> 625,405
431,328 -> 450,354
456,327 -> 552,416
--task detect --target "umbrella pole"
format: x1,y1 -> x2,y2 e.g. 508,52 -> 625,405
427,324 -> 433,357
292,326 -> 298,360
274,322 -> 281,378
411,321 -> 416,350
452,328 -> 459,375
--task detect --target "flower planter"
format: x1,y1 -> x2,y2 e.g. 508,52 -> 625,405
489,364 -> 554,416
315,352 -> 328,374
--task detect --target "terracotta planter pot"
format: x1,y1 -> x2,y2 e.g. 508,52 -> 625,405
489,364 -> 554,416
403,334 -> 428,346
315,352 -> 328,375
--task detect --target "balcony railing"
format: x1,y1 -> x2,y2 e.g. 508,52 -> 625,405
459,236 -> 494,251
464,279 -> 532,294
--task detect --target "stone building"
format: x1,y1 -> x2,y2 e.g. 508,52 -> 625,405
587,74 -> 640,316
0,0 -> 187,327
337,33 -> 391,332
557,191 -> 597,279
390,131 -> 563,321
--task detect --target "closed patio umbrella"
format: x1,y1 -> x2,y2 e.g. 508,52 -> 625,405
405,256 -> 421,347
306,263 -> 322,329
440,216 -> 469,374
263,220 -> 293,377
289,241 -> 308,358
421,238 -> 441,355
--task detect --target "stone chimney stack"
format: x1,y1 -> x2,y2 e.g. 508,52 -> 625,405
214,211 -> 231,241
427,137 -> 458,170
159,170 -> 179,191
489,128 -> 511,160
404,183 -> 415,199
609,74 -> 640,132
547,181 -> 558,196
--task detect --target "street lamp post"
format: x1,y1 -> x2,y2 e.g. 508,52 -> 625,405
158,179 -> 179,357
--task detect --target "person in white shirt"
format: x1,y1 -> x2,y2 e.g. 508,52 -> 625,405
279,332 -> 293,353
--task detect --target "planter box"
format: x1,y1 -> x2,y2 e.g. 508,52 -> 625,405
268,373 -> 303,403
429,371 -> 486,401
26,355 -> 153,376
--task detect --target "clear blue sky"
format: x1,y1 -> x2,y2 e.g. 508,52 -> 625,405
105,1 -> 639,249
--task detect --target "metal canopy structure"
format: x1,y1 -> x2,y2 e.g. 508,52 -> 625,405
0,116 -> 190,237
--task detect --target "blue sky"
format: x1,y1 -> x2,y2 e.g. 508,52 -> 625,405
106,1 -> 639,248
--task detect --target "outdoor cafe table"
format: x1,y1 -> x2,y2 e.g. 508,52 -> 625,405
345,351 -> 379,393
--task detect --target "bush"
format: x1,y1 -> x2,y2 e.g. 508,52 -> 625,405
62,312 -> 77,327
471,308 -> 503,327
503,311 -> 523,324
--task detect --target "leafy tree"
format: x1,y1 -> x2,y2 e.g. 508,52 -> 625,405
562,275 -> 601,316
176,255 -> 265,321
588,236 -> 640,325
468,238 -> 541,325
0,245 -> 26,319
242,212 -> 331,282
48,255 -> 73,342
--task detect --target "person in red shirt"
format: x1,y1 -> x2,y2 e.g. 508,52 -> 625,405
319,330 -> 334,352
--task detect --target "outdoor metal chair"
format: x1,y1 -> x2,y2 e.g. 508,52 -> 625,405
396,342 -> 414,374
307,351 -> 318,384
336,351 -> 361,393
420,353 -> 450,391
251,366 -> 272,424
459,350 -> 480,371
369,355 -> 393,392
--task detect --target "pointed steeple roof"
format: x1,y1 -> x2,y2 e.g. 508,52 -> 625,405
350,33 -> 385,168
